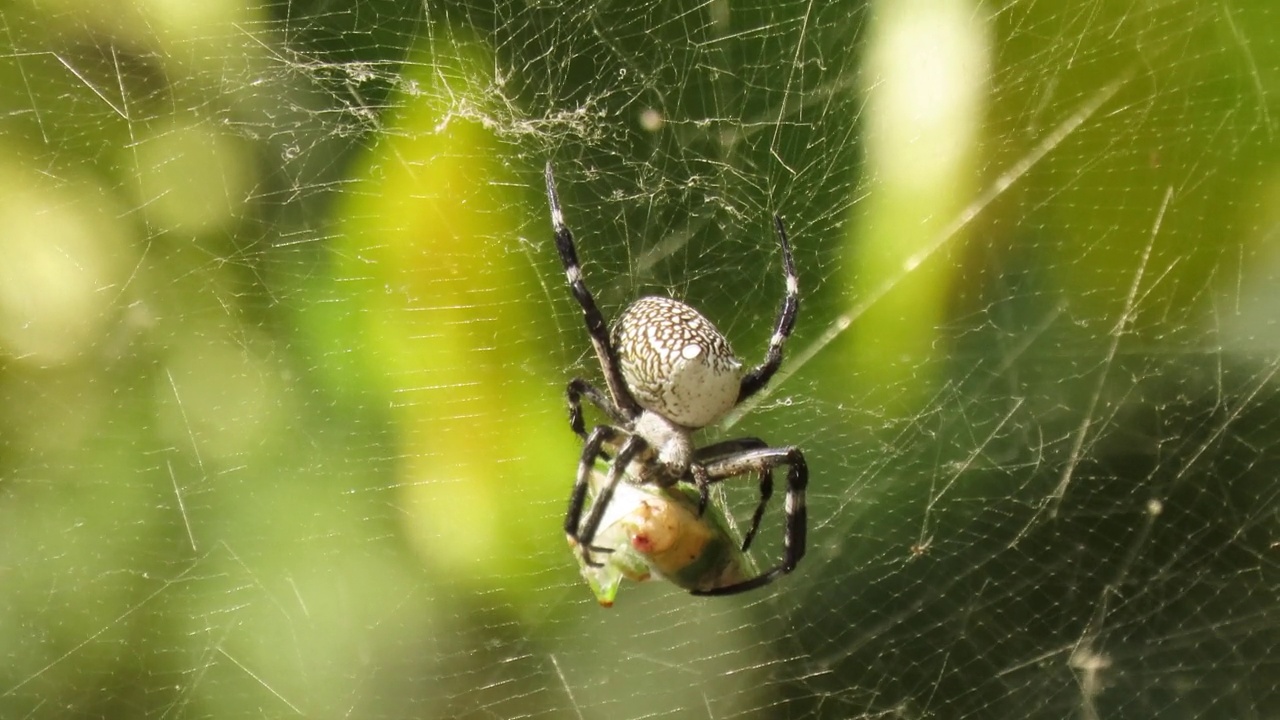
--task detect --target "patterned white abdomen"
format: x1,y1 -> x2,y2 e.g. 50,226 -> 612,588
612,296 -> 743,428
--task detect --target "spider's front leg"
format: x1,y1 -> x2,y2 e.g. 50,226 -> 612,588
686,460 -> 773,553
740,468 -> 774,553
687,462 -> 714,519
565,426 -> 648,567
690,446 -> 808,596
693,438 -> 774,550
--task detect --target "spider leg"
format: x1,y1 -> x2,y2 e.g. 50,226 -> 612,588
565,425 -> 622,566
691,437 -> 770,526
689,446 -> 807,596
574,433 -> 648,567
687,463 -> 713,518
740,469 -> 774,553
545,162 -> 641,421
566,378 -> 629,440
694,438 -> 775,552
738,216 -> 799,403
694,437 -> 769,460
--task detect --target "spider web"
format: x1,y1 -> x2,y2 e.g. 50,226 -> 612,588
1,0 -> 1278,718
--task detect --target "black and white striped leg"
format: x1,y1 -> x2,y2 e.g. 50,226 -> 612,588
564,425 -> 620,565
566,378 -> 629,440
566,428 -> 647,567
545,162 -> 641,420
690,446 -> 807,596
694,437 -> 773,548
738,215 -> 799,403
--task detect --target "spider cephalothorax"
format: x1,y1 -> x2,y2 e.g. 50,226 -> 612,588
546,162 -> 807,596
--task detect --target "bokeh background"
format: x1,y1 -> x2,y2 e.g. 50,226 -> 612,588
1,0 -> 1278,717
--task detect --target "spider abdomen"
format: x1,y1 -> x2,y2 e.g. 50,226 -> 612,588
612,296 -> 742,428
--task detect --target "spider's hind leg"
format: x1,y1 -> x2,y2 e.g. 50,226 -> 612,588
545,162 -> 641,421
738,216 -> 799,403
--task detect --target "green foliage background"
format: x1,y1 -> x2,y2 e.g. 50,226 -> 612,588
0,0 -> 1277,717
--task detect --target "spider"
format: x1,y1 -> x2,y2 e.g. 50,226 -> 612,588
545,161 -> 808,596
